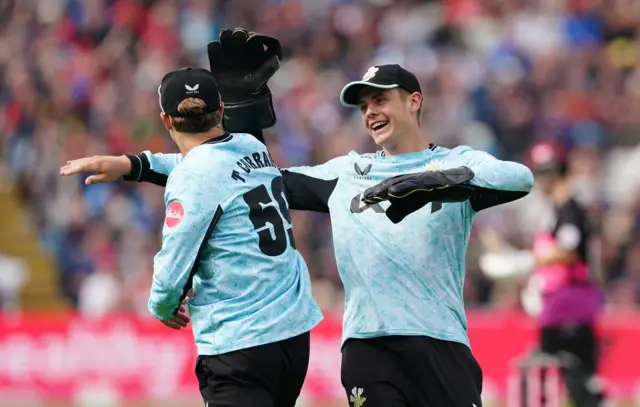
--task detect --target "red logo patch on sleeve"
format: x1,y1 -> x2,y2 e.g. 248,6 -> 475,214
165,201 -> 184,228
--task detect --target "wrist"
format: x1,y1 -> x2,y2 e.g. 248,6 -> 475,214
122,154 -> 141,181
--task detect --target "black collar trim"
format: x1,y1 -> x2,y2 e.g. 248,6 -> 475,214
202,132 -> 233,145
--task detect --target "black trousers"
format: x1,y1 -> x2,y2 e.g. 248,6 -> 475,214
540,324 -> 605,407
341,335 -> 483,407
195,332 -> 310,407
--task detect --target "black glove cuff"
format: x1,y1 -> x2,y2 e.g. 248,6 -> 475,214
122,154 -> 168,186
222,88 -> 276,133
123,154 -> 144,181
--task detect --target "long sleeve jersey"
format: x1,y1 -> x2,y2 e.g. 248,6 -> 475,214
146,133 -> 322,355
128,141 -> 533,348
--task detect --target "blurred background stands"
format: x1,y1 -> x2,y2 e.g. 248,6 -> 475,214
0,0 -> 639,314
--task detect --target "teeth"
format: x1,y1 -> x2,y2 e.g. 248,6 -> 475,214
371,121 -> 388,130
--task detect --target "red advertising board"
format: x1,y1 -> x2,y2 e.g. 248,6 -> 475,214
0,310 -> 639,405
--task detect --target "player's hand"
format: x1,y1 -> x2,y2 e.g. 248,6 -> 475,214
207,28 -> 282,132
362,166 -> 476,204
59,155 -> 131,185
208,28 -> 282,97
362,167 -> 476,224
160,305 -> 190,330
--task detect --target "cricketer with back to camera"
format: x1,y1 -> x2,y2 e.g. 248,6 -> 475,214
65,63 -> 323,407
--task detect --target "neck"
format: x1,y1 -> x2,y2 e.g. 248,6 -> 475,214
550,178 -> 572,206
174,126 -> 225,156
382,127 -> 429,156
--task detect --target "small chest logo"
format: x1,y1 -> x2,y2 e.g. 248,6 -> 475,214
354,163 -> 372,180
425,159 -> 445,172
165,200 -> 184,228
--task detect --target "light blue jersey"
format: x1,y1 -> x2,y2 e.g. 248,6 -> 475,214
284,146 -> 533,347
148,133 -> 322,356
140,143 -> 533,348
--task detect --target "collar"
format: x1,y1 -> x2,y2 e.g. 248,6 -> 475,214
201,132 -> 233,145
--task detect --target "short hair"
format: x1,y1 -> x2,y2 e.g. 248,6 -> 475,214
399,88 -> 423,125
169,98 -> 221,133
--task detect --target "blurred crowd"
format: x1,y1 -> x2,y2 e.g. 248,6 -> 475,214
1,0 -> 639,315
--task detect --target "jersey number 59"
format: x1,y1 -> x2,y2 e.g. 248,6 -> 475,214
243,176 -> 296,256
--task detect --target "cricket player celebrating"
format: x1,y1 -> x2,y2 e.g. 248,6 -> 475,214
62,29 -> 534,407
62,65 -> 323,407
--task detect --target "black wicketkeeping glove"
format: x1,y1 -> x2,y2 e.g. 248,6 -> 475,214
207,28 -> 282,133
362,167 -> 477,224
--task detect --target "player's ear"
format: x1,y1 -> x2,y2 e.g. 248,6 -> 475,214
216,103 -> 224,129
160,113 -> 172,131
409,92 -> 422,114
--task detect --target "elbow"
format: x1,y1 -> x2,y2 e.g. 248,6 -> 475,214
501,162 -> 534,193
468,163 -> 534,211
520,165 -> 535,194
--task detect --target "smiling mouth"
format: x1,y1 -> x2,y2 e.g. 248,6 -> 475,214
370,121 -> 389,132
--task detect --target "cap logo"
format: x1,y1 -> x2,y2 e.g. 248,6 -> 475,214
185,84 -> 200,94
362,67 -> 378,82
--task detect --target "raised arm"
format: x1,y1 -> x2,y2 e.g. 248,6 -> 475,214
62,28 -> 286,190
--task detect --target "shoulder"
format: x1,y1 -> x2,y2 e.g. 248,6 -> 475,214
168,147 -> 229,186
186,147 -> 228,170
166,164 -> 201,190
229,132 -> 264,148
448,145 -> 476,156
191,132 -> 265,157
283,152 -> 353,181
446,145 -> 497,162
165,159 -> 231,205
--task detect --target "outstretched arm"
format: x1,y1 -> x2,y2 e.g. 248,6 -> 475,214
60,152 -> 181,187
124,151 -> 184,187
127,131 -> 346,213
125,130 -> 265,186
61,130 -> 344,213
460,149 -> 534,211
